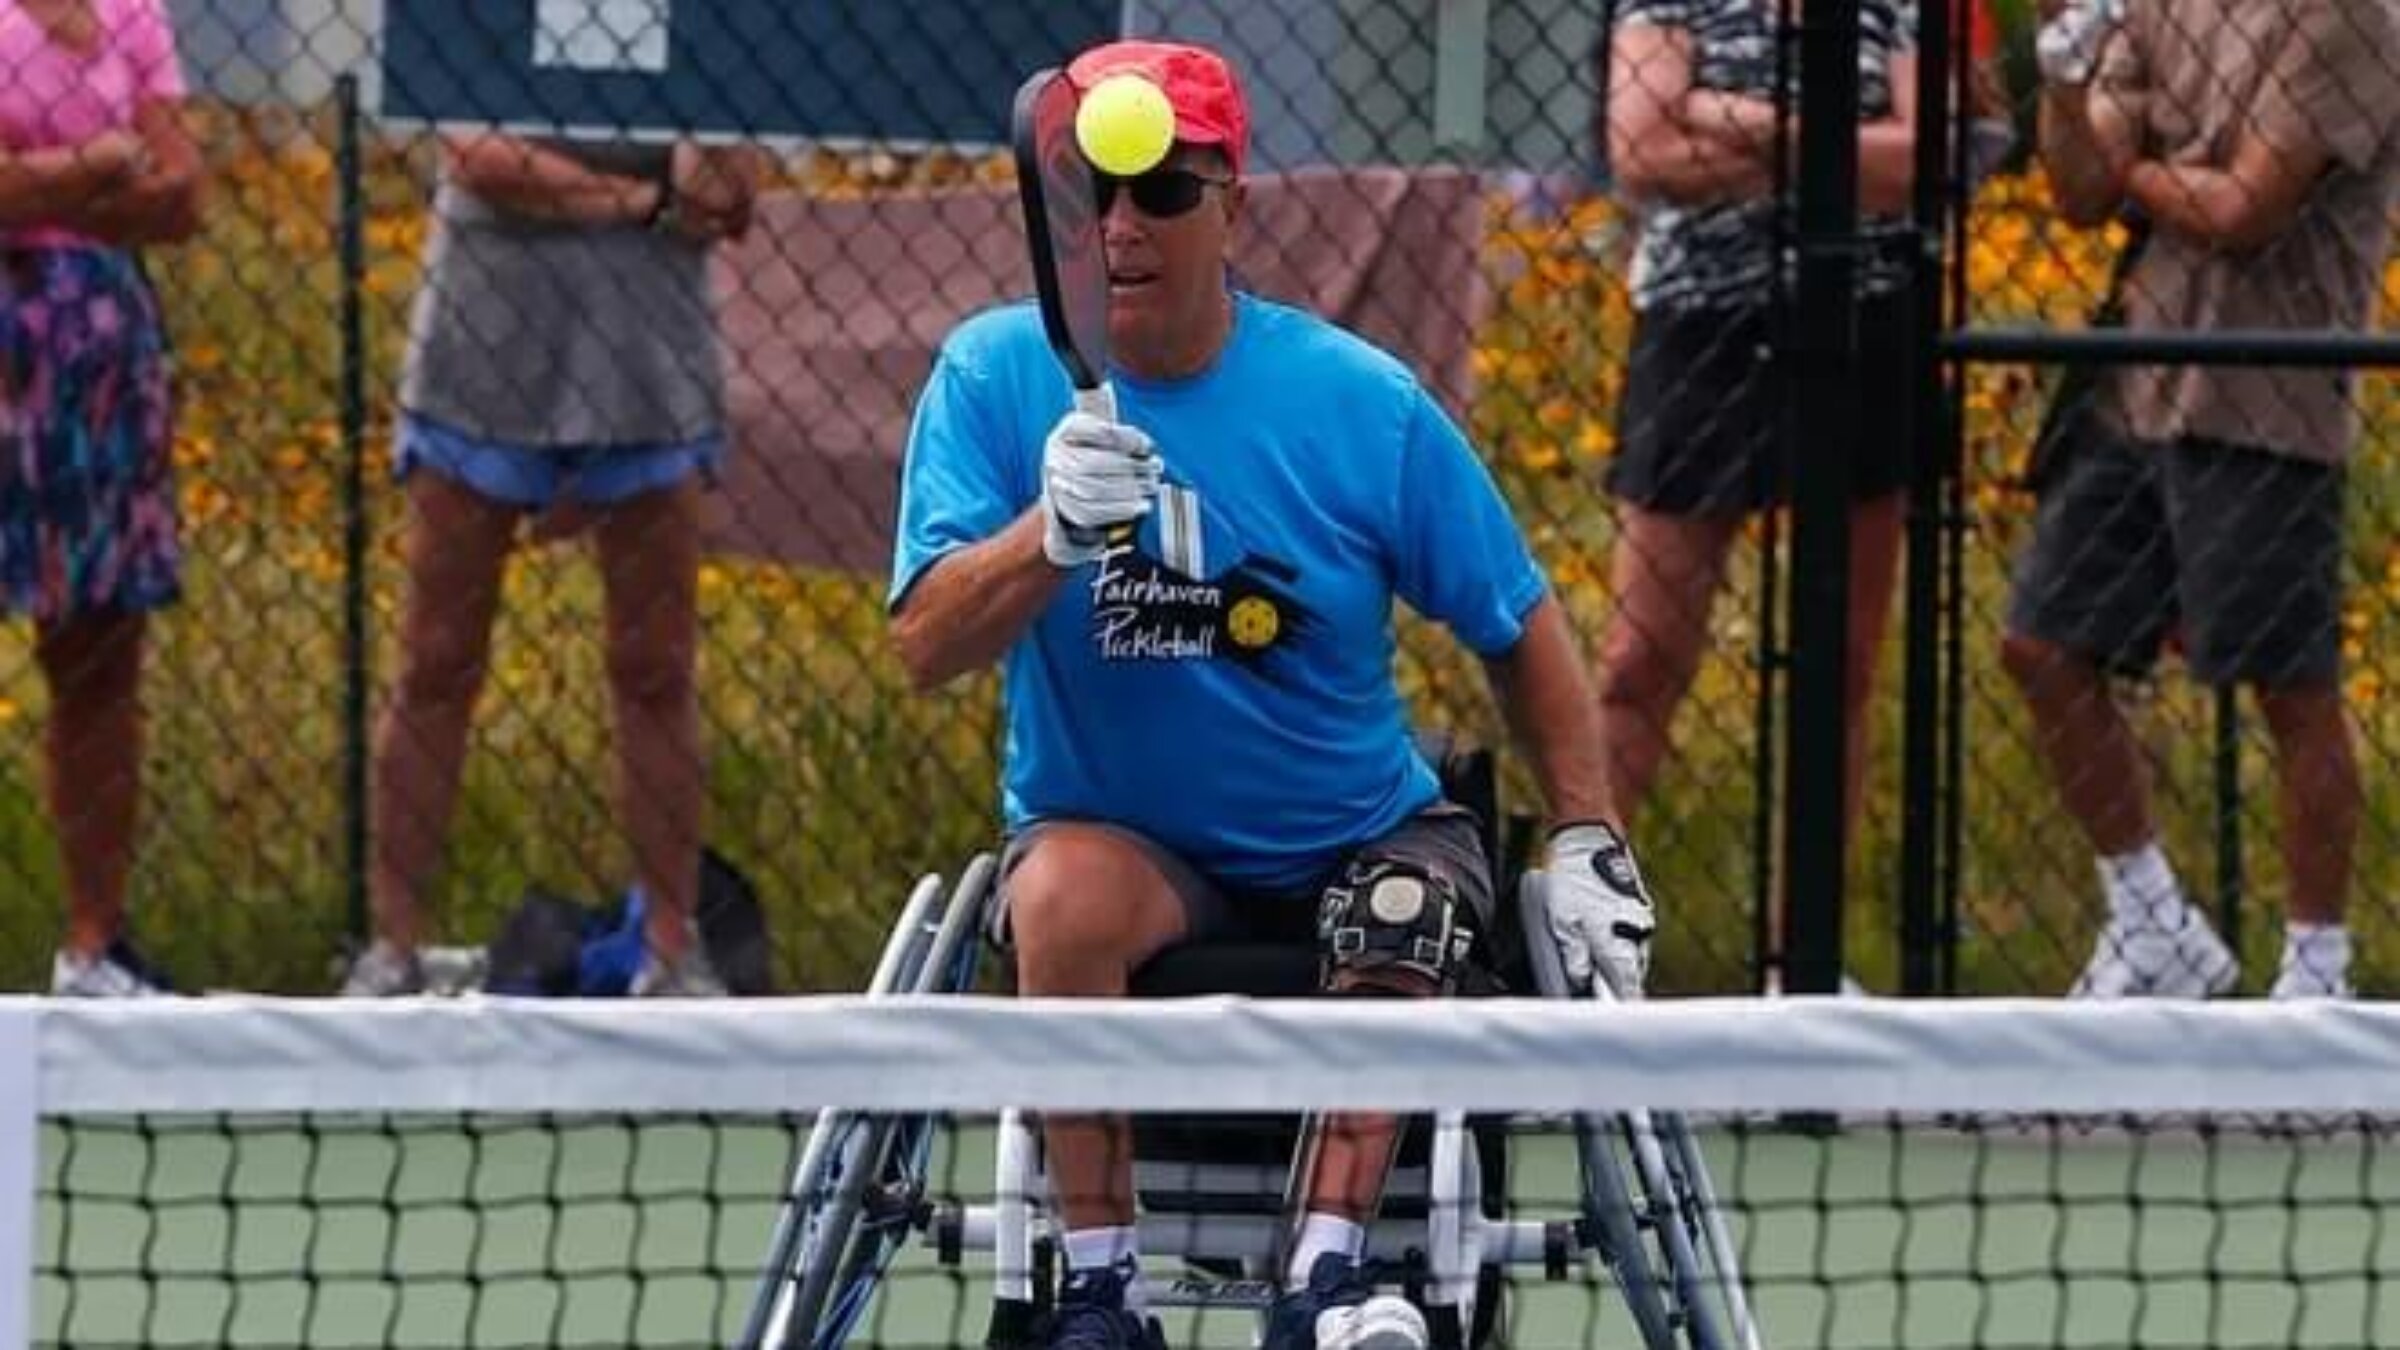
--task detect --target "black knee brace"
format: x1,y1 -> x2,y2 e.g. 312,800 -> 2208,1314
1316,855 -> 1474,994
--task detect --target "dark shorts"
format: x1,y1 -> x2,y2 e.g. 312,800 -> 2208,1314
1608,290 -> 1913,516
999,804 -> 1493,948
2005,434 -> 2344,688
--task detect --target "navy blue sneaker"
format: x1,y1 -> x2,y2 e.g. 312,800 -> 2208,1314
1263,1254 -> 1429,1350
1041,1258 -> 1164,1350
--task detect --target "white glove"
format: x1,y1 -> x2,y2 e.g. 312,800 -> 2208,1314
1545,822 -> 1658,999
1041,410 -> 1162,567
2037,0 -> 2126,88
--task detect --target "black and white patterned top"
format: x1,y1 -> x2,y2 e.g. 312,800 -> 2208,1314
1613,0 -> 1917,312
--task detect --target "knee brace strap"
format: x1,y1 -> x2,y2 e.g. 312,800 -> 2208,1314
1317,855 -> 1474,993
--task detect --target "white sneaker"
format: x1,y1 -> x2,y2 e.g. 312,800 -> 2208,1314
2270,957 -> 2354,1001
1315,1294 -> 1430,1350
2070,912 -> 2239,999
339,940 -> 426,997
51,941 -> 173,998
630,945 -> 728,998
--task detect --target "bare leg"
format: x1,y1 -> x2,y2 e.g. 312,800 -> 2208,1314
2254,684 -> 2358,927
368,474 -> 518,953
593,479 -> 705,959
1594,507 -> 1742,817
1007,826 -> 1191,1232
38,610 -> 148,958
1998,633 -> 2155,856
1295,969 -> 1435,1224
1839,493 -> 1906,845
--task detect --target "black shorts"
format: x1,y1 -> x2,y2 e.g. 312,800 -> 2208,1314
1608,291 -> 1915,516
999,804 -> 1493,946
2005,434 -> 2344,688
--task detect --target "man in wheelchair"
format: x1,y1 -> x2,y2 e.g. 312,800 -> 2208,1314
887,38 -> 1659,1350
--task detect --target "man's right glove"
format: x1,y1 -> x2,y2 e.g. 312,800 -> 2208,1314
1544,822 -> 1658,999
2036,0 -> 2127,88
1041,410 -> 1162,567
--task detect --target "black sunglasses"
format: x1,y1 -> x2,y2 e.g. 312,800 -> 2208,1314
1095,168 -> 1235,220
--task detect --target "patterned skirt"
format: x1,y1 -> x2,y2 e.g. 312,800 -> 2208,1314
0,245 -> 180,623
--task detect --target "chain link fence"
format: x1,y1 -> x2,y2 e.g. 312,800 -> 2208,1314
0,0 -> 2388,998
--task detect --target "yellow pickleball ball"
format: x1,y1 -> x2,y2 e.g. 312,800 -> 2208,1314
1075,73 -> 1176,177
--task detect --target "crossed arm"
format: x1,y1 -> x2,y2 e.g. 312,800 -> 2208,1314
1610,22 -> 1921,214
443,133 -> 763,240
2040,44 -> 2328,249
0,97 -> 203,245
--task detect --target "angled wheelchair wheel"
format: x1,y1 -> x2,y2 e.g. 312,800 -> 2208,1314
1514,874 -> 1767,1350
739,856 -> 998,1350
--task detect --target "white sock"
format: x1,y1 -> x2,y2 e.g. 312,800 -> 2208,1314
1062,1226 -> 1142,1310
2099,844 -> 2185,929
1287,1213 -> 1366,1286
2281,922 -> 2352,986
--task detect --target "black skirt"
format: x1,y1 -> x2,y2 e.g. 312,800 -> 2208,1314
1606,290 -> 1915,517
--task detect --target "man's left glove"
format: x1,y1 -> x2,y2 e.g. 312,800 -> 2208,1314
1544,822 -> 1658,999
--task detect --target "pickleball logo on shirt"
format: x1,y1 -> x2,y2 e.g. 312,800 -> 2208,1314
1086,485 -> 1308,667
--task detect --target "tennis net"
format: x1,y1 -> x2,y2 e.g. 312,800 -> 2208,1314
9,996 -> 2400,1349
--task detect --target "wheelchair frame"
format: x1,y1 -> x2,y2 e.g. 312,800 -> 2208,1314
739,860 -> 1764,1350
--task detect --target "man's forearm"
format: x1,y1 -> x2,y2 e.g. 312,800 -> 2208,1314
2038,88 -> 2131,225
2124,160 -> 2283,251
1483,597 -> 1617,828
890,509 -> 1066,692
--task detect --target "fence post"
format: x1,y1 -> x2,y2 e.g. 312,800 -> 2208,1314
335,73 -> 370,947
1901,0 -> 1958,996
1782,0 -> 1862,996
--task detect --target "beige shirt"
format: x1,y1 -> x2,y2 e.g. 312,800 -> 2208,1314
2099,0 -> 2399,463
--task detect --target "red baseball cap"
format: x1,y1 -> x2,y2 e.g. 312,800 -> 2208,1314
1065,40 -> 1250,176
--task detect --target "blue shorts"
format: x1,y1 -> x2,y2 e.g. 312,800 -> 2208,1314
394,414 -> 723,510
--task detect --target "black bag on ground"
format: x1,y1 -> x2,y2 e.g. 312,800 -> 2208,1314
480,847 -> 776,996
697,847 -> 775,996
482,886 -> 595,997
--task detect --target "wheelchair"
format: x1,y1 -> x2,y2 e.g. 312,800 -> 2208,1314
738,742 -> 1763,1350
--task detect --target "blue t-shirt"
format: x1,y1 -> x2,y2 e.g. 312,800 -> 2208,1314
891,293 -> 1547,892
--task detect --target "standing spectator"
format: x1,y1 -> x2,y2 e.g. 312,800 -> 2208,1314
1597,0 -> 1923,991
2,0 -> 204,995
342,136 -> 758,997
2005,0 -> 2397,999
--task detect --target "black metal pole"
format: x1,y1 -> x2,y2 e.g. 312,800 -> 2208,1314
336,74 -> 370,946
1782,0 -> 1862,996
1898,0 -> 1956,998
1754,2 -> 1799,994
1943,328 -> 2400,366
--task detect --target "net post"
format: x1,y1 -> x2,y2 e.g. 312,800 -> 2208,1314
1781,0 -> 1862,996
1,1002 -> 36,1350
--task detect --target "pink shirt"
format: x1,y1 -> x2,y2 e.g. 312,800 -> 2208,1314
0,0 -> 187,246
